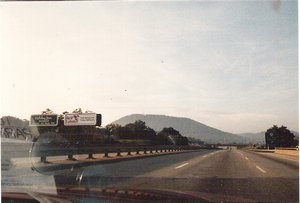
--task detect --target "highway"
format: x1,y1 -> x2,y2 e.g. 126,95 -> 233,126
2,147 -> 299,202
82,148 -> 298,202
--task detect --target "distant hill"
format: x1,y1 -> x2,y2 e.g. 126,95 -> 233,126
113,114 -> 249,144
238,131 -> 299,144
238,132 -> 266,144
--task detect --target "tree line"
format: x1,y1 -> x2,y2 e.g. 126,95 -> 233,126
105,120 -> 188,146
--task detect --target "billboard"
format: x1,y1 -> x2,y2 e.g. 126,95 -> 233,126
64,113 -> 98,126
30,115 -> 58,126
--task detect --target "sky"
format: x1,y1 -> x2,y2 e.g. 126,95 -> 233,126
0,1 -> 298,134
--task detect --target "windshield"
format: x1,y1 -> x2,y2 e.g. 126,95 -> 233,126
1,1 -> 299,202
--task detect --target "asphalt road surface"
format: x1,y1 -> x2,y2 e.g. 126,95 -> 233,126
2,147 -> 299,202
82,148 -> 299,202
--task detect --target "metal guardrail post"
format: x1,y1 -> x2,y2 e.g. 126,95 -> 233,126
127,149 -> 132,156
87,153 -> 95,159
136,149 -> 140,155
150,148 -> 153,154
67,154 -> 76,161
117,149 -> 121,157
104,149 -> 109,158
144,148 -> 147,154
40,156 -> 47,163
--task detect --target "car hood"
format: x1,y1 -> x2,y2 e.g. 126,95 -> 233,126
3,187 -> 257,203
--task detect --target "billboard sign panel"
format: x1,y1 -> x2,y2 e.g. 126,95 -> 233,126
64,113 -> 97,126
30,114 -> 58,126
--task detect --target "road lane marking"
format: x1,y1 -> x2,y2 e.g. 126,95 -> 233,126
175,162 -> 189,169
202,155 -> 208,158
245,157 -> 249,160
256,165 -> 266,173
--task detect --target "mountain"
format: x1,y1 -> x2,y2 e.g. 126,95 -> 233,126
112,114 -> 249,144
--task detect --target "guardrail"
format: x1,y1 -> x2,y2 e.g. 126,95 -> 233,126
250,149 -> 275,153
30,144 -> 201,163
275,147 -> 298,150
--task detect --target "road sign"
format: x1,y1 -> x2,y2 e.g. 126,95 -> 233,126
64,113 -> 99,126
30,115 -> 58,126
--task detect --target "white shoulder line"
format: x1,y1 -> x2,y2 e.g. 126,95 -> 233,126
175,162 -> 189,169
256,165 -> 266,173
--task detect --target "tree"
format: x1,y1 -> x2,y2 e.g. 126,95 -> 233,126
158,127 -> 188,146
159,127 -> 180,136
105,123 -> 131,139
106,123 -> 122,135
265,125 -> 295,149
188,137 -> 204,145
124,120 -> 156,140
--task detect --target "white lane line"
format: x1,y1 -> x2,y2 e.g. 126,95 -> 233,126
256,165 -> 266,173
245,157 -> 249,160
202,155 -> 208,158
175,162 -> 189,169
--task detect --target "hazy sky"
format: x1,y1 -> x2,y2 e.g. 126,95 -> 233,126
0,1 -> 298,134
